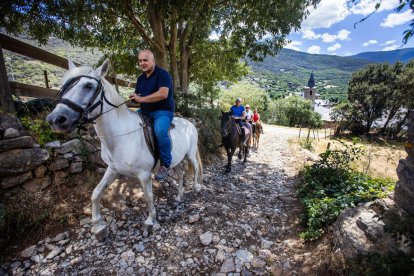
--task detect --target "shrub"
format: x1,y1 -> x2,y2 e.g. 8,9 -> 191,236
20,116 -> 61,146
185,107 -> 221,158
298,141 -> 395,241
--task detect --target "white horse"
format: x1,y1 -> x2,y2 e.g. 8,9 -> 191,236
46,60 -> 202,240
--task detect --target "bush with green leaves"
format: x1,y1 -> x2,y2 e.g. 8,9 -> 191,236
219,81 -> 270,117
267,96 -> 322,128
297,141 -> 395,241
20,116 -> 61,146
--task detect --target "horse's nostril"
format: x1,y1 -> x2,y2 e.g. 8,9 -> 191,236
56,116 -> 68,125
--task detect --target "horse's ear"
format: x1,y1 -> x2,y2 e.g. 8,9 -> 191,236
221,110 -> 225,115
68,59 -> 76,70
95,59 -> 110,78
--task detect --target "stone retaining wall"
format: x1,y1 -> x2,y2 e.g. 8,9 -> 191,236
0,112 -> 102,193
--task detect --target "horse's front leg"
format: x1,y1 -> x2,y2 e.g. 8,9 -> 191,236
139,172 -> 157,226
91,167 -> 119,241
225,147 -> 235,173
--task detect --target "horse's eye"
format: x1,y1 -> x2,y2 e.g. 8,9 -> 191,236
84,82 -> 94,90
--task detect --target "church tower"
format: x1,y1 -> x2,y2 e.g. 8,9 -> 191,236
303,72 -> 317,103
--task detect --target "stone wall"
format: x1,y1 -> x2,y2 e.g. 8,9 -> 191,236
0,112 -> 102,193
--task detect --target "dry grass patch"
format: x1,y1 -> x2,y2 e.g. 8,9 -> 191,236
290,136 -> 405,180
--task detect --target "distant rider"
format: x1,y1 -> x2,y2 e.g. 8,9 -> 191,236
253,108 -> 264,134
230,98 -> 251,146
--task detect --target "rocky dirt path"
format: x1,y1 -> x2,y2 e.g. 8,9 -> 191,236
3,125 -> 331,275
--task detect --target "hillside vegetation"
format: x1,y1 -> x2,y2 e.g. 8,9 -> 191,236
246,48 -> 372,102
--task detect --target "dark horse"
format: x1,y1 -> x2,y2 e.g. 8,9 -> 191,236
220,111 -> 250,173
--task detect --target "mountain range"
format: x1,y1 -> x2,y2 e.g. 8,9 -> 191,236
246,47 -> 414,102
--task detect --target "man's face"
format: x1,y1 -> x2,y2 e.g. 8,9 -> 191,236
236,100 -> 241,106
138,52 -> 155,73
246,107 -> 250,112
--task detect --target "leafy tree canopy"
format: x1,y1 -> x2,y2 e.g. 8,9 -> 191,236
0,0 -> 320,96
347,0 -> 414,44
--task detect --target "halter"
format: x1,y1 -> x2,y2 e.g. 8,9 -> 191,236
56,75 -> 126,126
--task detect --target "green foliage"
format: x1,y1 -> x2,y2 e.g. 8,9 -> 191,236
1,0 -> 320,106
246,48 -> 371,101
300,138 -> 314,151
20,116 -> 60,146
267,96 -> 322,127
298,141 -> 395,241
219,81 -> 270,115
187,108 -> 222,158
334,61 -> 414,135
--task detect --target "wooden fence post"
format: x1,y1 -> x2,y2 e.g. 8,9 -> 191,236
0,43 -> 15,113
43,70 -> 49,89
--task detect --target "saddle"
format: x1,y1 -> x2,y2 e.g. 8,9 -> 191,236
236,124 -> 250,136
139,112 -> 175,168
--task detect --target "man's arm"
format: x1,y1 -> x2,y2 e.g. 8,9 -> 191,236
129,87 -> 169,103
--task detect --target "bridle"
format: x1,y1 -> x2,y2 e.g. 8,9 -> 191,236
221,114 -> 234,137
56,75 -> 127,126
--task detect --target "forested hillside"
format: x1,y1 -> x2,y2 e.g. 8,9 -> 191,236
245,48 -> 371,102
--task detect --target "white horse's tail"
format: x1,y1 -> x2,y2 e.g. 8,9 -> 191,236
188,145 -> 203,183
196,146 -> 203,183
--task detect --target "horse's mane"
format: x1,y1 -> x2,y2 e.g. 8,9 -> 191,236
62,66 -> 127,114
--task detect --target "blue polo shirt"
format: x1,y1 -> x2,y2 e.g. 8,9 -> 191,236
135,65 -> 175,112
230,105 -> 245,117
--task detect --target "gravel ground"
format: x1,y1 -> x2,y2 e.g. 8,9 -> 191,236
2,125 -> 332,275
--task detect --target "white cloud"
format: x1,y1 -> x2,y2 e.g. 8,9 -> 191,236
322,33 -> 337,43
381,9 -> 414,28
380,40 -> 396,45
363,39 -> 378,46
350,0 -> 399,16
328,43 -> 341,52
284,40 -> 302,51
383,45 -> 398,51
337,29 -> 350,40
302,0 -> 350,29
307,45 -> 321,54
302,29 -> 321,40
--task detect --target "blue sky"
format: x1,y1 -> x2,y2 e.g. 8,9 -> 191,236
285,0 -> 414,56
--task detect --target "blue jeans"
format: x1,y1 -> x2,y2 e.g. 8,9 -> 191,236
143,110 -> 174,167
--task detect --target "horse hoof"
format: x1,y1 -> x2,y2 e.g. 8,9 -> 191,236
238,155 -> 242,160
92,223 -> 107,241
144,217 -> 156,226
174,195 -> 183,203
194,184 -> 202,193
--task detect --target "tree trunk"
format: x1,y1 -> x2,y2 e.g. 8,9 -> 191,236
169,7 -> 180,94
147,2 -> 168,69
179,23 -> 190,94
381,106 -> 399,133
0,44 -> 15,113
395,110 -> 411,135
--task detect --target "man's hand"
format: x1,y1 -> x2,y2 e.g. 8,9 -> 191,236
129,93 -> 142,103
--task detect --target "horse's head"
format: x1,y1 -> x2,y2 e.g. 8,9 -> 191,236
220,110 -> 234,137
46,59 -> 109,133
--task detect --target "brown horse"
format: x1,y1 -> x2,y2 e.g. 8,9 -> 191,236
220,111 -> 251,173
253,122 -> 262,149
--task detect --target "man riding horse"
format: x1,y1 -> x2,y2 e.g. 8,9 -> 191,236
230,98 -> 251,146
129,50 -> 174,181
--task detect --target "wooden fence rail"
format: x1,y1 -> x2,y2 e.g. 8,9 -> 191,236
0,33 -> 136,106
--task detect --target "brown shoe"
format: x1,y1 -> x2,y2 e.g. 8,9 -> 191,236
155,165 -> 170,181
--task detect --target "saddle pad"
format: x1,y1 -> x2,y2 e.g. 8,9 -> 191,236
243,126 -> 250,136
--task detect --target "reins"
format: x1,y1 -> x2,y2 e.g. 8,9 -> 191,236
57,75 -> 142,138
